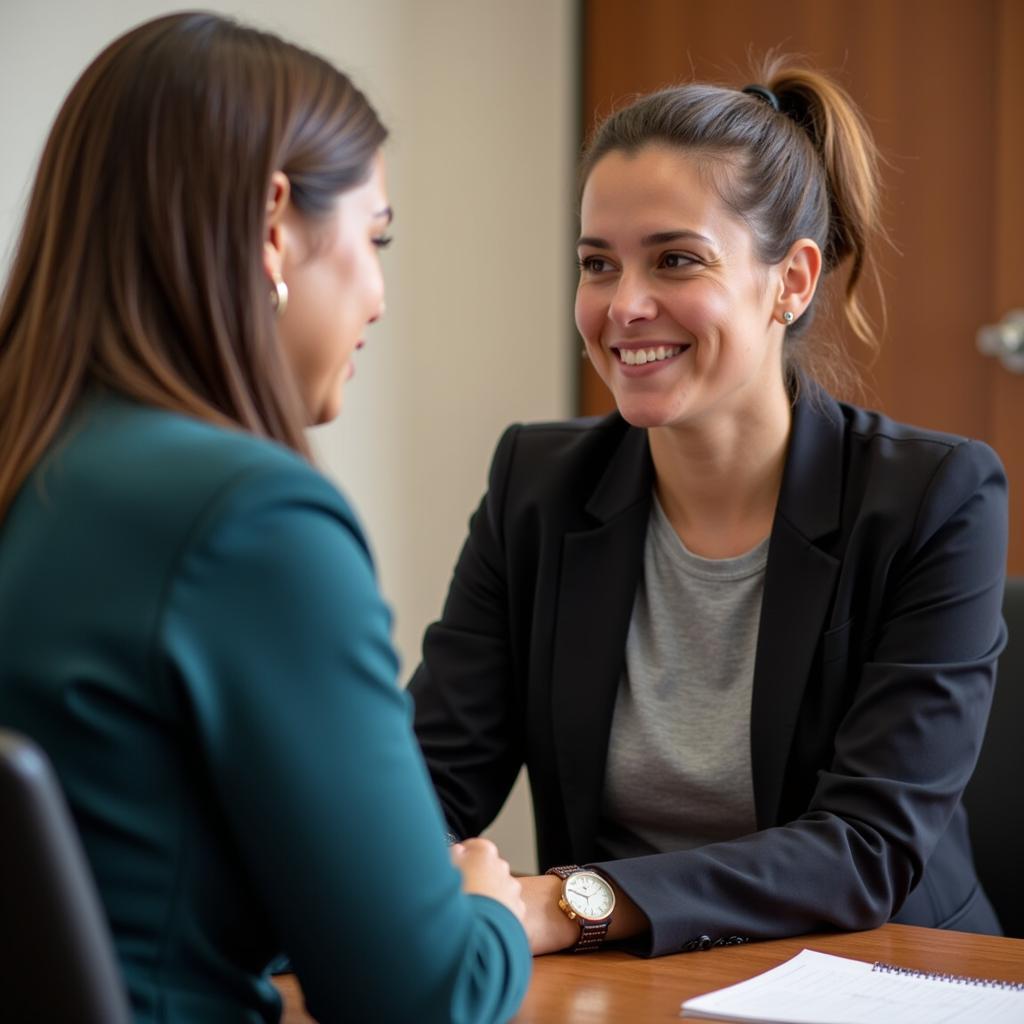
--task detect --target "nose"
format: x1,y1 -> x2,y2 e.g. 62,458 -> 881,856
607,270 -> 657,327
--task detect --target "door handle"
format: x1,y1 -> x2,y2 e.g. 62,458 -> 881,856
978,309 -> 1024,373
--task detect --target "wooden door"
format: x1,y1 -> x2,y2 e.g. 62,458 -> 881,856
580,0 -> 1024,571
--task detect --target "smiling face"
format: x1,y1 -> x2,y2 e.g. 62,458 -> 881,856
575,145 -> 790,435
274,153 -> 391,424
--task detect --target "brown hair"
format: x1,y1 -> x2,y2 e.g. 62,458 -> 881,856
0,12 -> 387,522
579,55 -> 884,396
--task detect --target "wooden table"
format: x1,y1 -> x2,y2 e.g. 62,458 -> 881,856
273,923 -> 1024,1022
509,925 -> 1024,1022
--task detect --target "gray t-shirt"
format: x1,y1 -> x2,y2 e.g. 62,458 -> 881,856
596,495 -> 767,859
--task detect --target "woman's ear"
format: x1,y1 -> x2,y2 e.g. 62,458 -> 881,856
262,171 -> 292,283
776,237 -> 822,321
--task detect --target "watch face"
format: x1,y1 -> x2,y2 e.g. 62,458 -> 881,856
563,871 -> 615,922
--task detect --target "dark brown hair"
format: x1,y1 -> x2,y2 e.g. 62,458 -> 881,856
0,12 -> 387,521
580,55 -> 884,396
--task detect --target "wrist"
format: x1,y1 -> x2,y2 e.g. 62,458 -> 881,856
520,874 -> 579,955
545,865 -> 616,953
547,875 -> 581,949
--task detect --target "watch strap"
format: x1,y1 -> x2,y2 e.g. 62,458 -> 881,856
573,918 -> 611,952
545,864 -> 581,880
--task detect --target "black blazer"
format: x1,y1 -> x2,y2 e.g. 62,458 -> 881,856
410,387 -> 1008,956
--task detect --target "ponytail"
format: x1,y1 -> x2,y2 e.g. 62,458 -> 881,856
765,57 -> 885,355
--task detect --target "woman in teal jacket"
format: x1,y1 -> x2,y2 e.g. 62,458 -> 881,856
0,13 -> 529,1023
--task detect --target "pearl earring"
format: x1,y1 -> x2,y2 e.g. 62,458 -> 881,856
782,310 -> 795,325
270,275 -> 289,318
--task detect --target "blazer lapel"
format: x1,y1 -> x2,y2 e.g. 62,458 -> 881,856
551,423 -> 652,861
751,388 -> 845,827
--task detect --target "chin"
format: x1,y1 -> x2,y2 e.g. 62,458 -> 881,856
612,395 -> 685,430
317,402 -> 343,425
618,410 -> 671,430
311,392 -> 344,425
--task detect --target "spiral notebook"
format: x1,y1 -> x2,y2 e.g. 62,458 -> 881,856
681,948 -> 1024,1023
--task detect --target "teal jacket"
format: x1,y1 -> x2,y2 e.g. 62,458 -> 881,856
0,393 -> 530,1023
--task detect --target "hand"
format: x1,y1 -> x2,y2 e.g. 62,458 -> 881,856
450,837 -> 525,925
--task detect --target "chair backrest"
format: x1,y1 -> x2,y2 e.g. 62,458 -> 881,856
963,576 -> 1024,938
0,729 -> 132,1023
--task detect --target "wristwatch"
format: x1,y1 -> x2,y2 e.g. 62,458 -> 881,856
545,864 -> 616,952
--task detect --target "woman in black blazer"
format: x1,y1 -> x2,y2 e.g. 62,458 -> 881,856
409,58 -> 1008,957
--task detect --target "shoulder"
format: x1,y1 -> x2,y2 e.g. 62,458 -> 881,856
813,397 -> 1008,559
779,386 -> 1006,561
498,411 -> 633,459
792,385 -> 1004,494
489,412 -> 646,506
836,399 -> 1005,498
43,395 -> 373,584
67,393 -> 362,532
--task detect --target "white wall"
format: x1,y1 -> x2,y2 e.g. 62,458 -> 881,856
0,0 -> 576,871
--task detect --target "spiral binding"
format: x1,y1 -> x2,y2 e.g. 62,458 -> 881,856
872,961 -> 1024,992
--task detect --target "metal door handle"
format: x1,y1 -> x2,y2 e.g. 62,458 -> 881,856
978,309 -> 1024,373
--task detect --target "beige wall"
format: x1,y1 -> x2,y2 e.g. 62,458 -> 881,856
0,0 -> 576,872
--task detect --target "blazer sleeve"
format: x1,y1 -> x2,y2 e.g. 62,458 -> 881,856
159,463 -> 530,1023
408,426 -> 526,841
595,439 -> 1008,956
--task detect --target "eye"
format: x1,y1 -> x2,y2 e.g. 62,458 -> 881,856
372,234 -> 393,250
577,254 -> 614,273
659,251 -> 698,269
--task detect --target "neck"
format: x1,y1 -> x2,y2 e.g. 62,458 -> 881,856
648,384 -> 792,559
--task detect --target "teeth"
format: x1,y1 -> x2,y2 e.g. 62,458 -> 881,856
618,345 -> 683,366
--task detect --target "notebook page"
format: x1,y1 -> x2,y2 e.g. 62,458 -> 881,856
681,948 -> 1024,1024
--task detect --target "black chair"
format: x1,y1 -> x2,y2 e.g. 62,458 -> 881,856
0,730 -> 132,1023
963,576 -> 1024,938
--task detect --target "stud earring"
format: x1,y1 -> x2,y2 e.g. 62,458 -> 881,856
270,275 -> 289,318
782,310 -> 795,325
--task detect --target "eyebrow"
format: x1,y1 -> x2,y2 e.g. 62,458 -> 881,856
576,229 -> 713,248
